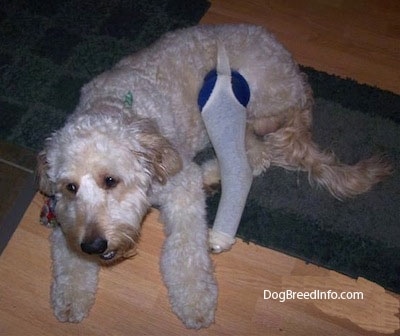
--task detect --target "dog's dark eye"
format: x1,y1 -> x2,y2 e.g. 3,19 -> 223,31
66,183 -> 78,194
104,176 -> 119,189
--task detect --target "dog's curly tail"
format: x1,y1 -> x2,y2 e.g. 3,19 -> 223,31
268,127 -> 393,200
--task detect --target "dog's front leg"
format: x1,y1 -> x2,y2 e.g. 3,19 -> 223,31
50,226 -> 100,323
156,163 -> 218,329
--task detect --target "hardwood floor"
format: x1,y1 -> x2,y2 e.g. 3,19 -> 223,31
1,194 -> 398,335
201,0 -> 400,94
1,1 -> 399,335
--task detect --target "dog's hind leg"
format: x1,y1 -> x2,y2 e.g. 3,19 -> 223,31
156,162 -> 217,329
245,121 -> 278,176
199,117 -> 280,188
50,227 -> 100,322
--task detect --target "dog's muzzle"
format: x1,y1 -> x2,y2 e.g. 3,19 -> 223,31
80,237 -> 116,260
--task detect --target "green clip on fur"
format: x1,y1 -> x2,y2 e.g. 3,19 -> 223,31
123,91 -> 133,108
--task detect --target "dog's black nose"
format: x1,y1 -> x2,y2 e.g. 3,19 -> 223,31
81,237 -> 108,255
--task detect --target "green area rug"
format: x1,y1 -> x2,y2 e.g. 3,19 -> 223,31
1,0 -> 399,293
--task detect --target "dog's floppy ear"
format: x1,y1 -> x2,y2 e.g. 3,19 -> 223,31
36,149 -> 56,196
132,119 -> 183,184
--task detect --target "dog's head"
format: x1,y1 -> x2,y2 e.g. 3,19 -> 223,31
37,113 -> 182,263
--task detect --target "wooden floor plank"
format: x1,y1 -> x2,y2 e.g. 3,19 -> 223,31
0,193 -> 398,335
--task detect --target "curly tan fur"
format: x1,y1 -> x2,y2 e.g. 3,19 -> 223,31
36,24 -> 392,329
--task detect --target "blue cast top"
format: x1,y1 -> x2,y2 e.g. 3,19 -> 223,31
198,69 -> 250,111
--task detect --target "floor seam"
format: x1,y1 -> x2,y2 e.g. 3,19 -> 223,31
0,158 -> 35,174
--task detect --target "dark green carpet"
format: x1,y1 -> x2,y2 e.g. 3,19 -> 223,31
1,0 -> 399,293
0,0 -> 210,148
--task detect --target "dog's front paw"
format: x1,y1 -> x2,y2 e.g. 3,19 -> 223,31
51,283 -> 96,323
169,278 -> 218,329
